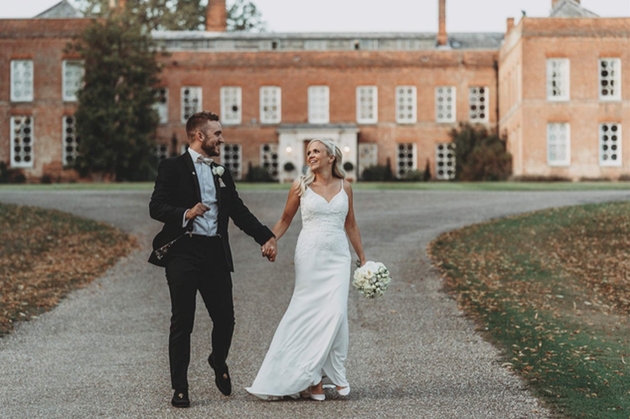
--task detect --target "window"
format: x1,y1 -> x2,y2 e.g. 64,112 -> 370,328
260,143 -> 279,180
11,60 -> 34,102
308,86 -> 329,124
599,58 -> 621,101
11,116 -> 34,168
469,87 -> 488,123
181,87 -> 202,123
436,86 -> 456,123
396,86 -> 416,124
435,143 -> 456,180
153,144 -> 169,161
260,86 -> 281,124
547,123 -> 570,166
358,143 -> 378,178
154,88 -> 168,124
62,60 -> 84,102
599,123 -> 621,166
546,59 -> 570,101
356,86 -> 378,124
221,86 -> 242,125
62,115 -> 79,166
396,143 -> 416,178
221,144 -> 242,180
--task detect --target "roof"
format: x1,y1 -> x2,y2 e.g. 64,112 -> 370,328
550,0 -> 599,18
35,0 -> 84,19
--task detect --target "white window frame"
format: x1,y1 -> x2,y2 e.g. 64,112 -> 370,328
547,123 -> 570,166
308,86 -> 329,124
181,86 -> 202,123
435,143 -> 456,180
10,116 -> 34,168
546,58 -> 570,101
220,86 -> 242,125
435,86 -> 456,123
599,58 -> 621,101
396,143 -> 417,178
356,86 -> 378,124
469,86 -> 489,123
62,60 -> 84,102
260,86 -> 281,124
599,123 -> 622,167
260,143 -> 279,180
221,144 -> 242,180
62,115 -> 79,166
11,60 -> 34,102
154,87 -> 168,124
396,86 -> 417,124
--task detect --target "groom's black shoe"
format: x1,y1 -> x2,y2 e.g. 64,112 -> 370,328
171,389 -> 190,408
208,355 -> 232,396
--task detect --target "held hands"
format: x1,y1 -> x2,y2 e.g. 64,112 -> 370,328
261,237 -> 278,262
186,202 -> 210,220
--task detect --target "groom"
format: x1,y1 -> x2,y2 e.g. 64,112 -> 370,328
149,111 -> 277,408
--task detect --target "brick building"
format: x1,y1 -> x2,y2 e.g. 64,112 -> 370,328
0,0 -> 628,182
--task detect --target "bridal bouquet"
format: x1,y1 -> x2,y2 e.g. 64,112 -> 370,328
352,261 -> 391,299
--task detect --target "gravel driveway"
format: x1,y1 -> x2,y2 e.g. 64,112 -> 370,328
0,188 -> 628,419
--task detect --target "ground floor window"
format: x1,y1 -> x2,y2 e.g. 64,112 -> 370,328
62,115 -> 79,166
221,144 -> 242,180
599,123 -> 621,166
435,143 -> 456,180
153,144 -> 169,162
396,143 -> 416,178
547,123 -> 570,166
11,116 -> 33,168
260,144 -> 279,180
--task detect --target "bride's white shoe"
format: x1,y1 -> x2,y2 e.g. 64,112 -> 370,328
309,392 -> 325,401
336,385 -> 350,396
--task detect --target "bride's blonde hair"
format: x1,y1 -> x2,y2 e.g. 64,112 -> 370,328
297,138 -> 346,197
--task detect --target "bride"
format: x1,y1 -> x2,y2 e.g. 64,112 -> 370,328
247,138 -> 366,401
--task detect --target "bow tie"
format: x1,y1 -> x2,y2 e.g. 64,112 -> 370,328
196,156 -> 214,167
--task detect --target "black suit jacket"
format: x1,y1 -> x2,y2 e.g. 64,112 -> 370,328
148,152 -> 274,271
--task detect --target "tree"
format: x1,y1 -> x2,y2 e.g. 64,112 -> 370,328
449,123 -> 512,181
68,14 -> 161,181
76,0 -> 266,32
227,0 -> 266,32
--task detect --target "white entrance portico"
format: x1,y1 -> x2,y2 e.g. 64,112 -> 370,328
277,124 -> 359,183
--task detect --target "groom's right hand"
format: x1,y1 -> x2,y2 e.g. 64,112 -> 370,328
185,202 -> 210,220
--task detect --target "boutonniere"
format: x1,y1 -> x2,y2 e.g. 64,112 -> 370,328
212,165 -> 225,177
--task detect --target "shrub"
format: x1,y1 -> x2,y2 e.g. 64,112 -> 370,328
618,174 -> 630,182
399,169 -> 425,182
361,165 -> 390,181
245,164 -> 274,182
0,162 -> 26,184
283,162 -> 295,172
450,123 -> 512,181
510,175 -> 571,182
343,161 -> 354,172
41,174 -> 53,184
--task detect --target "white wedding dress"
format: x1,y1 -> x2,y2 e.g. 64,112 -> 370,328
246,181 -> 351,399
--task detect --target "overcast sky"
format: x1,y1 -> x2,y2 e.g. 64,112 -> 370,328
3,0 -> 629,32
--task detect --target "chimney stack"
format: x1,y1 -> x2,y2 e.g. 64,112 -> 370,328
437,0 -> 447,47
506,17 -> 514,32
552,0 -> 579,8
206,0 -> 227,32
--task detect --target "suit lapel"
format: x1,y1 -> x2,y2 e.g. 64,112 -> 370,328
211,163 -> 222,209
183,153 -> 202,202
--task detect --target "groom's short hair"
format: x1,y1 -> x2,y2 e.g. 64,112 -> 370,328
186,111 -> 220,141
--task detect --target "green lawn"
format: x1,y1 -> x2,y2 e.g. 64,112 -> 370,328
2,181 -> 630,192
429,201 -> 630,418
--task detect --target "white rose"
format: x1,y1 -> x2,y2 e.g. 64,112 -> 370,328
212,166 -> 225,176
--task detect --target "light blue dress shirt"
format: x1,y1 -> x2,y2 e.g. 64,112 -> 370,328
183,148 -> 219,236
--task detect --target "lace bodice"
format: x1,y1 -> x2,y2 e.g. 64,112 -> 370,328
300,185 -> 348,233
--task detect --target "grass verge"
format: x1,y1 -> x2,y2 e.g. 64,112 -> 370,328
428,201 -> 630,418
0,203 -> 137,336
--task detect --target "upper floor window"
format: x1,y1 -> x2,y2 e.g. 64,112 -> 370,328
469,87 -> 488,123
260,86 -> 281,124
547,122 -> 570,166
221,86 -> 242,125
599,123 -> 621,166
546,58 -> 570,101
11,60 -> 34,102
599,58 -> 621,101
181,87 -> 202,123
435,86 -> 456,123
308,86 -> 329,124
62,60 -> 84,102
396,86 -> 416,124
356,86 -> 378,124
154,88 -> 168,124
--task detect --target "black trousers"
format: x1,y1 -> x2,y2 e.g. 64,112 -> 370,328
165,235 -> 234,390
